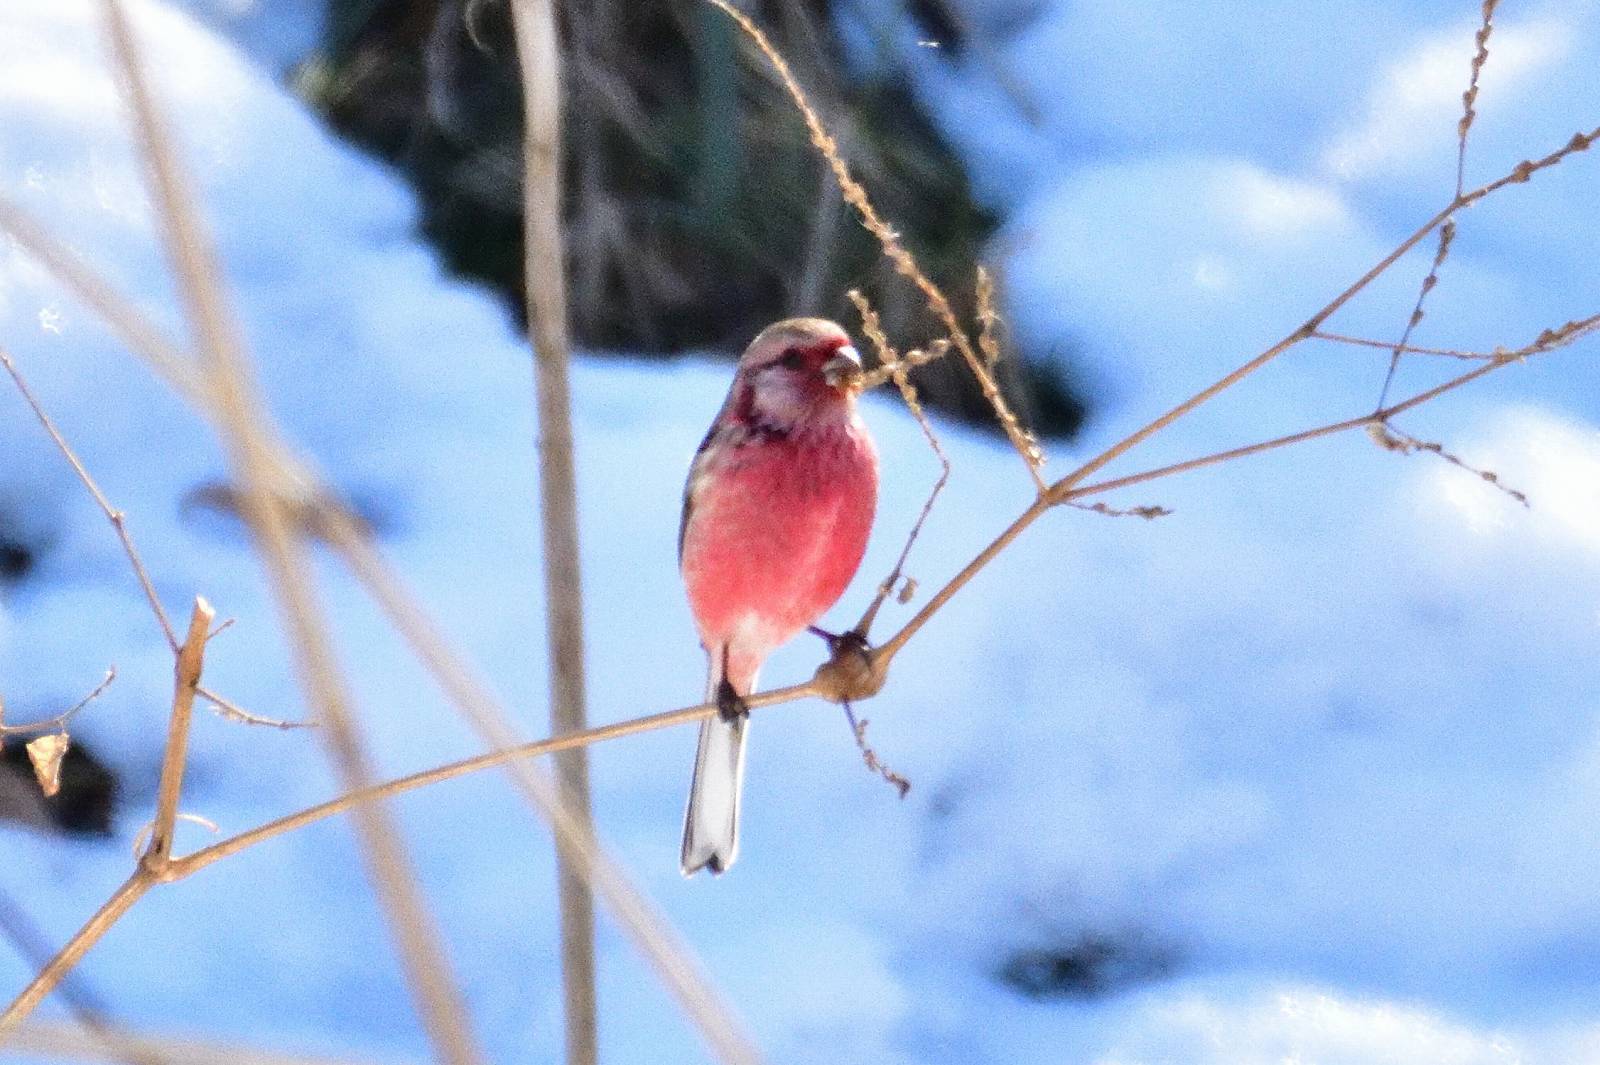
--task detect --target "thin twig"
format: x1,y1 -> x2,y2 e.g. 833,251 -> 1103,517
840,702 -> 910,798
1458,1 -> 1499,199
1064,357 -> 1511,503
1316,313 -> 1600,360
507,5 -> 598,1064
1067,501 -> 1171,520
0,669 -> 116,739
194,685 -> 313,730
0,344 -> 177,650
1375,218 -> 1455,408
1373,3 -> 1498,407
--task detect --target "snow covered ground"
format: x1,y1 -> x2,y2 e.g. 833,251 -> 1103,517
2,0 -> 1599,1062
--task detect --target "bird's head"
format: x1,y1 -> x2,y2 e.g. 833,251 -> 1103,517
732,317 -> 864,430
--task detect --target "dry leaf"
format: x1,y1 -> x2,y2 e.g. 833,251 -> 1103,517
26,732 -> 69,798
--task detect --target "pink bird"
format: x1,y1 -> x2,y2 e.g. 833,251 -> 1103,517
679,318 -> 879,875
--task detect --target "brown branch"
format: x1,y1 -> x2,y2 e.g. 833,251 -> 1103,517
0,888 -> 160,1065
0,600 -> 212,1045
162,680 -> 819,881
507,5 -> 597,1064
144,600 -> 213,863
0,877 -> 149,1042
96,3 -> 485,1061
1064,357 -> 1509,502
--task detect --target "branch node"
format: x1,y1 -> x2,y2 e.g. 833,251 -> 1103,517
811,632 -> 889,704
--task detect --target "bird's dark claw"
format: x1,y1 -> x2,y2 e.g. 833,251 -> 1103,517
809,625 -> 870,659
716,677 -> 750,723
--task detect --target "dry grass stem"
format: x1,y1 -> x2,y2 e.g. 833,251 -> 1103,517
1377,218 -> 1456,407
1459,0 -> 1499,197
0,197 -> 206,406
1366,423 -> 1528,506
145,600 -> 214,862
974,267 -> 1002,367
842,704 -> 910,799
11,1019 -> 391,1065
163,679 -> 821,880
193,685 -> 311,729
1372,0 -> 1501,414
1315,312 -> 1600,360
97,2 -> 486,1059
325,523 -> 765,1065
1474,124 -> 1597,196
507,4 -> 598,1062
847,290 -> 951,639
1066,356 -> 1511,504
1068,501 -> 1172,520
0,877 -> 152,1044
705,0 -> 1046,490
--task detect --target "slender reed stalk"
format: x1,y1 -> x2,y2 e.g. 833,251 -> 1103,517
508,3 -> 598,1062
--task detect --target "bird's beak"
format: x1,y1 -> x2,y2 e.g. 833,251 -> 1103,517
822,344 -> 864,390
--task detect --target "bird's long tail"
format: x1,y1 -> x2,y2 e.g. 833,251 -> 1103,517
681,656 -> 753,876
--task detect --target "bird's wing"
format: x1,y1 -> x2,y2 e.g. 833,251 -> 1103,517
679,422 -> 724,564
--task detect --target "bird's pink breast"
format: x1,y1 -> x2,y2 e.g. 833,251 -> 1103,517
681,419 -> 877,682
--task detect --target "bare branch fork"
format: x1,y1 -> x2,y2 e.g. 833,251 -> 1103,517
0,598 -> 212,1037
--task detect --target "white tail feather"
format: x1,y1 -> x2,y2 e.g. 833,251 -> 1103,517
681,660 -> 754,876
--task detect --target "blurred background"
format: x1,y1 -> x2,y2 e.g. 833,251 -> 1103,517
3,0 -> 1600,1062
301,0 -> 1088,436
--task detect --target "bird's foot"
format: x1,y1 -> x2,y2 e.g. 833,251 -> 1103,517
808,625 -> 870,659
715,677 -> 750,723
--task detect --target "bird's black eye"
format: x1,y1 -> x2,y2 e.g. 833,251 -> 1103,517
779,347 -> 805,371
